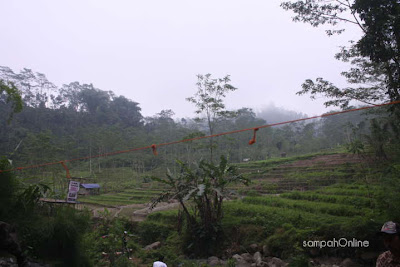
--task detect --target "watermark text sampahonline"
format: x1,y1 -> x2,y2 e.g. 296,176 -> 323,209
303,238 -> 369,248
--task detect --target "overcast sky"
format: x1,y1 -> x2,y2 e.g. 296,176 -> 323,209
0,0 -> 363,119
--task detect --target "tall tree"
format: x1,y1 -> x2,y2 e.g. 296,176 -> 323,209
0,80 -> 23,123
110,95 -> 143,127
0,66 -> 57,108
186,74 -> 238,161
354,0 -> 400,103
281,0 -> 400,109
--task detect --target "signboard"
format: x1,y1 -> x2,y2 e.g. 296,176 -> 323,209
67,181 -> 80,203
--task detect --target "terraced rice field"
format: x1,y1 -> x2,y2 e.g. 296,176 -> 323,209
79,153 -> 381,231
131,153 -> 385,265
145,182 -> 383,259
219,183 -> 382,262
231,153 -> 375,194
225,183 -> 379,226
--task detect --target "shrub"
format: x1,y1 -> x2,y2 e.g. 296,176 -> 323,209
83,216 -> 139,266
0,157 -> 18,220
265,224 -> 305,259
375,164 -> 400,221
114,255 -> 134,267
22,206 -> 92,266
137,221 -> 173,245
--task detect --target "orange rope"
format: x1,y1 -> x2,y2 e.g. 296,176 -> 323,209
60,161 -> 71,179
1,100 -> 399,174
249,128 -> 259,145
151,144 -> 158,156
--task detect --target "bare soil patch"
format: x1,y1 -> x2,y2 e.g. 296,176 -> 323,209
281,153 -> 366,168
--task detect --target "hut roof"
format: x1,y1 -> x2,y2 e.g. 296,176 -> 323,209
81,183 -> 100,189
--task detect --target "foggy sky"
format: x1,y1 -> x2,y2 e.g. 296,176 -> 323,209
0,0 -> 363,118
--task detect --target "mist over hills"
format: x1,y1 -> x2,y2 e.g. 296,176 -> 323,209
256,103 -> 307,124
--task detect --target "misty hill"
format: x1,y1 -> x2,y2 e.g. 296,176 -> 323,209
256,104 -> 307,124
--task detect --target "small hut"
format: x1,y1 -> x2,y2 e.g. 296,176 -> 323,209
79,183 -> 101,195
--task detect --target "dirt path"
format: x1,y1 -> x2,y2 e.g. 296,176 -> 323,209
90,202 -> 180,221
131,202 -> 180,221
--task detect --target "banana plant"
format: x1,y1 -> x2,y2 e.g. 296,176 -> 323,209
151,156 -> 249,255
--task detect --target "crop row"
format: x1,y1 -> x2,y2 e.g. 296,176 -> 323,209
327,183 -> 380,190
223,201 -> 349,230
314,187 -> 376,197
241,196 -> 372,217
280,191 -> 376,208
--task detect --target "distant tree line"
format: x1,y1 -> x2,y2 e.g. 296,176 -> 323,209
0,66 -> 388,181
